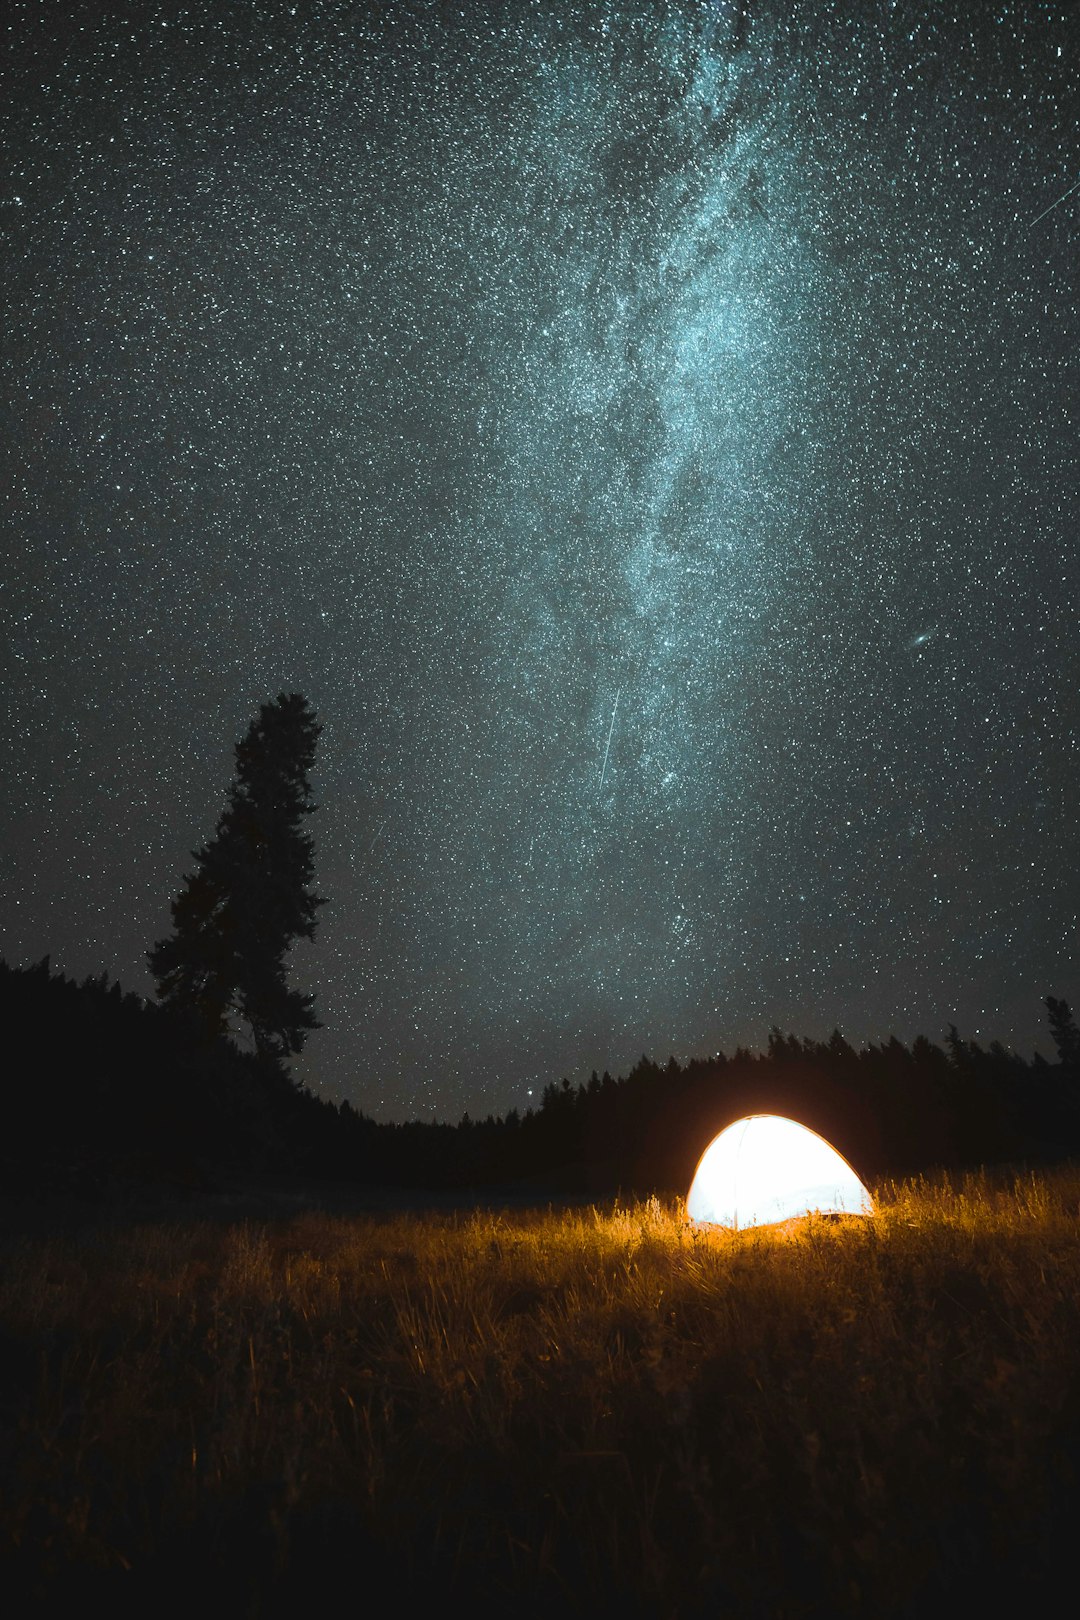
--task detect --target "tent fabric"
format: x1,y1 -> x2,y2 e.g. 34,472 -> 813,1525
686,1114 -> 874,1229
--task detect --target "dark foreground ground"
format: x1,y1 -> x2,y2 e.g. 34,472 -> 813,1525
3,1170 -> 1080,1617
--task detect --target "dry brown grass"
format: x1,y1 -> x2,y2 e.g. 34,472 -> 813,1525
4,1170 -> 1080,1616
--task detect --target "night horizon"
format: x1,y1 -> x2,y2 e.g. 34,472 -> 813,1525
4,0 -> 1078,1122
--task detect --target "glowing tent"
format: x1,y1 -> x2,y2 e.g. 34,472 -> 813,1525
686,1114 -> 873,1229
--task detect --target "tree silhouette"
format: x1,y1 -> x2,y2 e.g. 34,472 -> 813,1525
1046,996 -> 1080,1069
149,693 -> 325,1062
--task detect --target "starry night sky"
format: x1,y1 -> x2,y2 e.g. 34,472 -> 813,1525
3,1 -> 1078,1121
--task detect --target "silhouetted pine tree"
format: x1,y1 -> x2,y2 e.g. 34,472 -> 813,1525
1046,997 -> 1080,1069
149,693 -> 324,1062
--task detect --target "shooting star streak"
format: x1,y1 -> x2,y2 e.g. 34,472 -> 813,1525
1030,175 -> 1080,228
357,821 -> 384,873
598,687 -> 620,795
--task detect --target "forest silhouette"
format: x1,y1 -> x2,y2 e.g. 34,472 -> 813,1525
3,953 -> 1078,1201
7,693 -> 1077,1201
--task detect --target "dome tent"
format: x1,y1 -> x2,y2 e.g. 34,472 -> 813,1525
687,1114 -> 874,1229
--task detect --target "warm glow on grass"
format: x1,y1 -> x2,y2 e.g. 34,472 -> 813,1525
8,1171 -> 1080,1611
686,1113 -> 874,1228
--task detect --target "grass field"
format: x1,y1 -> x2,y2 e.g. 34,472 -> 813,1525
4,1170 -> 1080,1616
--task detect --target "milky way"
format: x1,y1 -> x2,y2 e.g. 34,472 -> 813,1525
3,2 -> 1078,1119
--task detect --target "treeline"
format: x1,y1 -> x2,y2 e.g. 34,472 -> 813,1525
3,956 -> 1080,1200
373,1017 -> 1080,1192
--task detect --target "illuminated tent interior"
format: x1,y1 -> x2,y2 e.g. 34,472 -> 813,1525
686,1114 -> 874,1229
